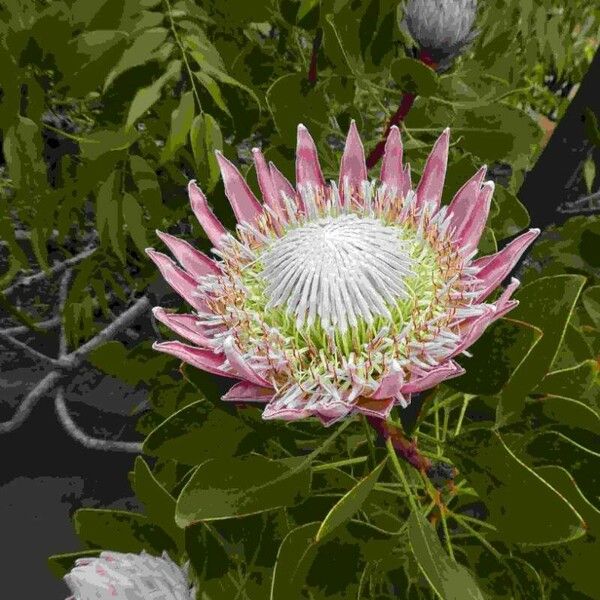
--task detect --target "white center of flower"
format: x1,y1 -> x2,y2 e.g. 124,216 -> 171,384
260,214 -> 414,332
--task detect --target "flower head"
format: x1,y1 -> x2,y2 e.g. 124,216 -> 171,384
148,123 -> 538,425
64,551 -> 194,600
404,0 -> 478,67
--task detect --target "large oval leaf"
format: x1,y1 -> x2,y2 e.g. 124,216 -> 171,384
143,400 -> 253,465
500,275 -> 586,420
448,429 -> 586,545
176,455 -> 311,525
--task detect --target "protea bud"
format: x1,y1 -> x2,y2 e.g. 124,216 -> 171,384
147,123 -> 538,426
404,0 -> 478,68
64,551 -> 194,600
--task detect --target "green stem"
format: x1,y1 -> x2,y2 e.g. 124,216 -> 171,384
164,0 -> 203,113
362,414 -> 377,470
385,437 -> 419,513
312,456 -> 368,472
453,396 -> 471,438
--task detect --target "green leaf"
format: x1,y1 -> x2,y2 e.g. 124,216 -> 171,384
143,400 -> 253,465
583,156 -> 596,193
161,90 -> 195,162
3,116 -> 45,192
133,457 -> 184,551
526,466 -> 600,599
201,62 -> 261,110
96,171 -> 126,263
453,105 -> 542,167
390,57 -> 439,96
450,318 -> 542,395
316,458 -> 386,542
190,113 -> 223,191
123,193 -> 149,254
408,511 -> 485,600
65,30 -> 129,95
582,285 -> 600,329
47,550 -> 102,579
130,154 -> 163,225
534,360 -> 599,401
176,455 -> 311,524
490,186 -> 530,241
104,27 -> 169,90
126,59 -> 181,129
499,275 -> 586,420
267,72 -> 329,140
194,71 -> 231,117
297,0 -> 320,22
270,522 -> 320,600
80,129 -> 139,161
73,509 -> 177,554
448,429 -> 586,545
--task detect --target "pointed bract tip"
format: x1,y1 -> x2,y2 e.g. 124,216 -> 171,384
151,306 -> 164,316
530,227 -> 541,236
297,123 -> 307,131
145,247 -> 156,257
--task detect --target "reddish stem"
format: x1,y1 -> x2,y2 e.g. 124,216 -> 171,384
365,50 -> 438,170
365,93 -> 416,169
367,416 -> 432,474
308,28 -> 323,85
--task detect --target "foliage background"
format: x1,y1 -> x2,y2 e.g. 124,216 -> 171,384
1,0 -> 600,598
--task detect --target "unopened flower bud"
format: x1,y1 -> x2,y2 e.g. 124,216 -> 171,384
404,0 -> 478,68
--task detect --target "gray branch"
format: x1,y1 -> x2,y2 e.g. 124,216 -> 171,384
0,370 -> 64,434
0,329 -> 60,367
0,317 -> 61,336
3,246 -> 97,296
54,388 -> 143,453
0,295 -> 151,438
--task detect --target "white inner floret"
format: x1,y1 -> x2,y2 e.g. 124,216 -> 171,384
260,214 -> 414,332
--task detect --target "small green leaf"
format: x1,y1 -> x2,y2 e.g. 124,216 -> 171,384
176,455 -> 311,524
133,457 -> 184,551
161,91 -> 195,162
126,59 -> 181,129
194,71 -> 230,117
80,129 -> 139,161
583,156 -> 596,193
143,400 -> 253,465
316,459 -> 386,542
270,522 -> 320,600
390,57 -> 439,96
96,172 -> 126,263
130,155 -> 163,225
408,511 -> 485,600
104,27 -> 169,90
448,429 -> 586,545
190,113 -> 223,190
123,193 -> 149,254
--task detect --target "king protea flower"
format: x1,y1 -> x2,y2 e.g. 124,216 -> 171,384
64,551 -> 194,599
147,123 -> 538,425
